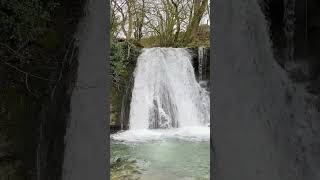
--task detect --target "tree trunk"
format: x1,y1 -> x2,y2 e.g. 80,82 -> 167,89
171,0 -> 180,43
127,0 -> 134,40
184,0 -> 208,42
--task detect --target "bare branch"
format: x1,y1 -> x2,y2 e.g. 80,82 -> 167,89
2,61 -> 54,81
25,73 -> 39,97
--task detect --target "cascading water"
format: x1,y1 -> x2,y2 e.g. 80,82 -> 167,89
199,47 -> 204,81
129,48 -> 210,130
111,48 -> 210,142
198,47 -> 210,91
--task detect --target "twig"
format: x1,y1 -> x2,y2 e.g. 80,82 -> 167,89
25,74 -> 39,97
50,38 -> 76,99
0,43 -> 16,54
0,41 -> 29,61
68,44 -> 77,65
2,61 -> 54,81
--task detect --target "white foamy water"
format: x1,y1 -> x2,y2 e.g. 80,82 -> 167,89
112,48 -> 210,143
129,48 -> 210,130
111,126 -> 210,142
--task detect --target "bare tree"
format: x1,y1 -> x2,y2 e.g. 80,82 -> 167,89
133,0 -> 146,40
127,0 -> 134,39
112,0 -> 210,45
184,0 -> 209,41
143,0 -> 189,46
113,0 -> 128,38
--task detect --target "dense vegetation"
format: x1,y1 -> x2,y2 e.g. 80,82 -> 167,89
0,0 -> 82,178
110,41 -> 141,128
0,1 -> 56,178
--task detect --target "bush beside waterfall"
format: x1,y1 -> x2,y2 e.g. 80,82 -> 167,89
110,41 -> 141,128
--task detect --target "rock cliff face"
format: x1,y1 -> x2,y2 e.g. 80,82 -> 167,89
212,0 -> 320,180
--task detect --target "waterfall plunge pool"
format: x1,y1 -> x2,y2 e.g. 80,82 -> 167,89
111,127 -> 210,180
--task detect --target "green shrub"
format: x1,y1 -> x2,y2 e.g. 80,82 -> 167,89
0,0 -> 59,45
110,41 -> 141,82
110,41 -> 141,126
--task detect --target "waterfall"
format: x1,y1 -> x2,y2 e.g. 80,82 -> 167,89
129,48 -> 210,130
199,47 -> 204,81
283,0 -> 296,61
